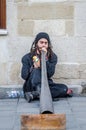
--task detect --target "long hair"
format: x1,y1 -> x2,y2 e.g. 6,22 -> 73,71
30,37 -> 53,58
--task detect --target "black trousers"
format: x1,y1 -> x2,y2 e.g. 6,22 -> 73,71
23,68 -> 68,98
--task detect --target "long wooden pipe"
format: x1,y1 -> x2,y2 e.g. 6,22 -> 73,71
40,50 -> 54,114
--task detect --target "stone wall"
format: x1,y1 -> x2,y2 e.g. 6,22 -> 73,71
0,0 -> 86,87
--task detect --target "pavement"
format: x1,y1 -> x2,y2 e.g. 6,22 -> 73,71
0,96 -> 86,130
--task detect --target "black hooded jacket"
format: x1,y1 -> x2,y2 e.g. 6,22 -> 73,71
21,52 -> 57,81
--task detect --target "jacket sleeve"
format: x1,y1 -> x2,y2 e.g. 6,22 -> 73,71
21,54 -> 32,80
46,53 -> 57,78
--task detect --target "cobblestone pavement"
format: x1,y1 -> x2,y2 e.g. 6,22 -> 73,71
0,97 -> 86,130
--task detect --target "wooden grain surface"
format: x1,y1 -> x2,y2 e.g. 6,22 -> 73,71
21,114 -> 66,130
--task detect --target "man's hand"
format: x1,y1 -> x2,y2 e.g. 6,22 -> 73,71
41,47 -> 47,54
33,56 -> 40,68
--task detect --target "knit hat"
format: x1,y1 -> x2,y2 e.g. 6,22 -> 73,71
34,32 -> 50,44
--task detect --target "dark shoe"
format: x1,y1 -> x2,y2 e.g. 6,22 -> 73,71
66,93 -> 73,97
25,92 -> 33,102
31,91 -> 39,99
53,98 -> 59,101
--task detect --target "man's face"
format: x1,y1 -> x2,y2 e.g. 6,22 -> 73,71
37,38 -> 48,50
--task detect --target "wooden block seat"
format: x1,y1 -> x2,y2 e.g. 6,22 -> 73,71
21,114 -> 66,130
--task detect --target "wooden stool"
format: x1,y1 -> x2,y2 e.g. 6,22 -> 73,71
21,114 -> 66,130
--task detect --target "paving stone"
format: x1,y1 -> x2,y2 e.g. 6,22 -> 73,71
0,104 -> 17,111
0,116 -> 15,129
80,125 -> 86,130
0,128 -> 12,130
66,114 -> 79,129
0,111 -> 16,117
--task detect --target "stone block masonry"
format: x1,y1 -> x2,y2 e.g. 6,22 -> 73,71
0,0 -> 86,86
